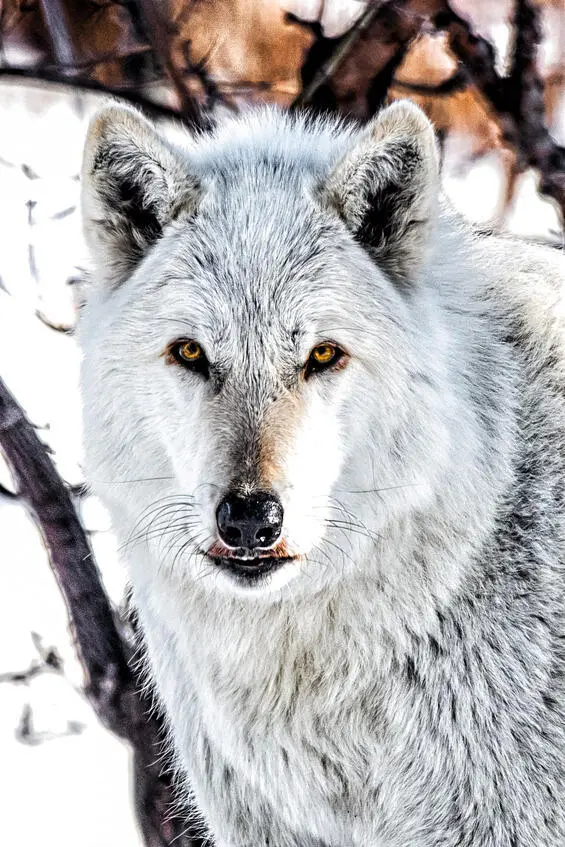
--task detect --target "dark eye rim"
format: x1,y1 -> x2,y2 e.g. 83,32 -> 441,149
165,339 -> 210,377
304,342 -> 348,379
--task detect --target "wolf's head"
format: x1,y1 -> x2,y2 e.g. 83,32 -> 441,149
79,102 -> 446,598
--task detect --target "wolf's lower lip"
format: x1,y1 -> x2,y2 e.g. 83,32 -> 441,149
210,555 -> 292,581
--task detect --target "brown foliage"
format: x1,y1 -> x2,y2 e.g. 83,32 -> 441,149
170,0 -> 313,106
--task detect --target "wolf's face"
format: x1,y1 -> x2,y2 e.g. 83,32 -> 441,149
79,104 -> 440,597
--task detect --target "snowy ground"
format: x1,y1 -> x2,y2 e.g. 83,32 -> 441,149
0,77 -> 563,846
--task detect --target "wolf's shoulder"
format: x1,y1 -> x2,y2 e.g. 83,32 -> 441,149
436,215 -> 565,371
473,233 -> 565,366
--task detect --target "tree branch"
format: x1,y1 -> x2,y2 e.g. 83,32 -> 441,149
293,0 -> 390,107
292,0 -> 422,119
0,67 -> 201,127
0,377 -> 204,847
134,0 -> 209,126
439,0 -> 565,218
292,0 -> 565,218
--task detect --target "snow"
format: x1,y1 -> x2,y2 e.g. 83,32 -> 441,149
0,71 -> 563,846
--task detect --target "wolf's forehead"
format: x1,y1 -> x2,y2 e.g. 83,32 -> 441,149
147,148 -> 357,348
202,159 -> 322,245
153,211 -> 344,362
171,165 -> 334,298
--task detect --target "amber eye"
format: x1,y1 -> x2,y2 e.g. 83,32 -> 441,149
167,339 -> 209,376
305,342 -> 346,377
177,340 -> 202,362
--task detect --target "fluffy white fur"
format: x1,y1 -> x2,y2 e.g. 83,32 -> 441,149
78,101 -> 565,846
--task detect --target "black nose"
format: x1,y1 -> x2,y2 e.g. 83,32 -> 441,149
216,491 -> 283,549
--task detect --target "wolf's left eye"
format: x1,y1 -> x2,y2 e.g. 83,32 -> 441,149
167,339 -> 209,377
305,343 -> 346,377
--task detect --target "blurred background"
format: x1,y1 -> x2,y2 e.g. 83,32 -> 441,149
0,1 -> 564,845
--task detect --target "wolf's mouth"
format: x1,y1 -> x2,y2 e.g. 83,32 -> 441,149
206,538 -> 297,584
208,553 -> 295,583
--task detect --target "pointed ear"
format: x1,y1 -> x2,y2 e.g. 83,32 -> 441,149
81,105 -> 199,288
323,100 -> 439,285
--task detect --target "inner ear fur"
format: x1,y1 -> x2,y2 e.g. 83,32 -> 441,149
323,100 -> 440,285
81,104 -> 200,288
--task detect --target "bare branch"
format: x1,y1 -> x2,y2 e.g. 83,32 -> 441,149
0,481 -> 18,501
0,377 -> 204,846
134,0 -> 208,126
37,0 -> 78,69
294,1 -> 391,107
440,0 -> 565,218
292,0 -> 422,118
35,309 -> 74,335
0,67 -> 200,127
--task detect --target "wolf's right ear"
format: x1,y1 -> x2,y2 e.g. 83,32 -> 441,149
81,105 -> 199,288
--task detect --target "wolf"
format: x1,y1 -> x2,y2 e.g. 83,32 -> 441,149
78,99 -> 565,846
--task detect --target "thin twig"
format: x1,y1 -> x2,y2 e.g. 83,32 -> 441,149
0,481 -> 18,500
37,0 -> 80,69
35,309 -> 75,335
292,0 -> 421,118
135,0 -> 207,126
294,1 -> 390,107
0,68 -> 198,127
439,0 -> 565,217
391,65 -> 468,96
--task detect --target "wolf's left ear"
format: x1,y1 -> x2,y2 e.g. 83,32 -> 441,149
323,101 -> 439,285
81,105 -> 199,288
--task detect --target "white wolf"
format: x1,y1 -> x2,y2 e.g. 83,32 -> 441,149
78,100 -> 565,846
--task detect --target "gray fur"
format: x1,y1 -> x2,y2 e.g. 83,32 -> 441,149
78,101 -> 565,846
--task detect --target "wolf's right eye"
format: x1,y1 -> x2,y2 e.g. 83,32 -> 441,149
167,340 -> 209,377
304,342 -> 347,378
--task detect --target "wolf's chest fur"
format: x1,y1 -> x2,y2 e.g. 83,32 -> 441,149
145,563 -> 565,847
149,587 -> 391,842
197,614 -> 378,832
